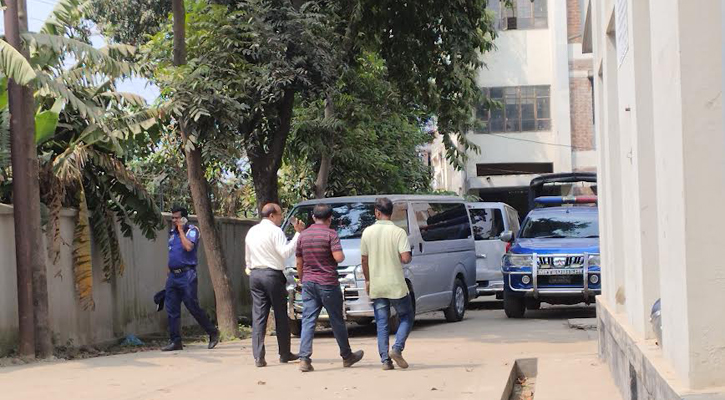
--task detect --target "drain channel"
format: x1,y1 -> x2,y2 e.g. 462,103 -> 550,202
501,358 -> 538,400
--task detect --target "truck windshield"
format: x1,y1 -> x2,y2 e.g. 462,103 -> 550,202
519,211 -> 599,239
284,203 -> 377,240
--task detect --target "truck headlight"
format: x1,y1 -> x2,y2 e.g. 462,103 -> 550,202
503,254 -> 534,268
588,254 -> 601,266
354,264 -> 365,281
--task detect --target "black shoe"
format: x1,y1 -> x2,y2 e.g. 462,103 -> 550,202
390,349 -> 409,369
342,350 -> 364,368
382,360 -> 395,370
280,353 -> 299,363
255,358 -> 267,367
162,341 -> 183,351
299,359 -> 314,372
208,331 -> 220,349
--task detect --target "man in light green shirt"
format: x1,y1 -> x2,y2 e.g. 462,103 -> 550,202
361,197 -> 414,370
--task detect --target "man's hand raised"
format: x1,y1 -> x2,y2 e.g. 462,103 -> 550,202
293,218 -> 306,233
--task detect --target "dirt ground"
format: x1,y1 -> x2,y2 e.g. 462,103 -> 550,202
0,301 -> 621,400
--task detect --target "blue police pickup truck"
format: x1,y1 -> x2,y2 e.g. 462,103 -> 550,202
500,195 -> 600,318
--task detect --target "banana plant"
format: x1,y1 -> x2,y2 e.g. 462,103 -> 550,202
0,0 -> 163,309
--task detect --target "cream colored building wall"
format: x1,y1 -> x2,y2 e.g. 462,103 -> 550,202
591,0 -> 725,390
465,0 -> 573,191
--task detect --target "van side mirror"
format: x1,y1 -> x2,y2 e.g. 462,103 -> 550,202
500,231 -> 514,243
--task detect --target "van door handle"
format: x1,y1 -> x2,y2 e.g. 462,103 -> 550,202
477,254 -> 487,259
418,243 -> 423,253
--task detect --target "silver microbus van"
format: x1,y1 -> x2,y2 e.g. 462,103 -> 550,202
282,195 -> 477,334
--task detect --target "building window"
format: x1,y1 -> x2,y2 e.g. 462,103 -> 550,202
476,162 -> 553,176
477,86 -> 551,133
488,0 -> 548,30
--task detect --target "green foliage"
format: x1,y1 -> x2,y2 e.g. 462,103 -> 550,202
0,40 -> 37,85
1,0 -> 164,282
100,0 -> 499,214
142,0 -> 340,207
286,52 -> 432,201
353,0 -> 499,169
89,0 -> 171,45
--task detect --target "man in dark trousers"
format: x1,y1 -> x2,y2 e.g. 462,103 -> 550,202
296,204 -> 364,372
245,203 -> 305,367
162,206 -> 219,351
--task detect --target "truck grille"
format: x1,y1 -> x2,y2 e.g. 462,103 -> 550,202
538,256 -> 585,268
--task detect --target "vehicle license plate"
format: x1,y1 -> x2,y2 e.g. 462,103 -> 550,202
538,268 -> 583,276
548,276 -> 572,284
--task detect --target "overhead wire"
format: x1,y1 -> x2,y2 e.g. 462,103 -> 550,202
486,133 -> 592,151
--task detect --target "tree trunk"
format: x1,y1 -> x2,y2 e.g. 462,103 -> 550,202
249,89 -> 295,212
313,94 -> 335,199
250,158 -> 280,213
6,0 -> 52,359
4,0 -> 34,359
184,145 -> 239,337
173,0 -> 239,338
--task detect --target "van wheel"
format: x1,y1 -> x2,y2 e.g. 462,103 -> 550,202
504,292 -> 526,318
289,318 -> 302,337
444,279 -> 467,322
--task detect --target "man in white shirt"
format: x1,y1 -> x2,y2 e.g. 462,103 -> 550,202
245,203 -> 305,367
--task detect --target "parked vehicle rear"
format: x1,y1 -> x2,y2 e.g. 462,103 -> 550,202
466,202 -> 520,298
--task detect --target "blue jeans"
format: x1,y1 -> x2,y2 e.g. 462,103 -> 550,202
373,295 -> 415,363
299,281 -> 353,361
165,268 -> 217,343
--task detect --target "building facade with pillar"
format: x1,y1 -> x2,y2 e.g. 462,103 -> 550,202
581,0 -> 725,398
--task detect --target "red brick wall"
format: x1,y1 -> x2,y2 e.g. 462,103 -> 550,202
567,0 -> 582,44
569,76 -> 595,151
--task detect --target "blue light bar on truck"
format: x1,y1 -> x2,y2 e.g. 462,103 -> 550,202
534,196 -> 598,205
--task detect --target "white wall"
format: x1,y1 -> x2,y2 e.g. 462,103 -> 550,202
464,0 -> 573,189
478,30 -> 553,87
0,204 -> 255,354
593,0 -> 725,390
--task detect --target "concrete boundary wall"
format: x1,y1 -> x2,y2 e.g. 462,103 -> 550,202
0,203 -> 256,355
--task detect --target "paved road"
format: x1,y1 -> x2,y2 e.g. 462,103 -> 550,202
0,301 -> 620,400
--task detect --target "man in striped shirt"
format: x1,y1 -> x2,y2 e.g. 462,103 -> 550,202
296,204 -> 364,372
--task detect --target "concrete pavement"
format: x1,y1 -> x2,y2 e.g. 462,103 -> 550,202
0,301 -> 621,400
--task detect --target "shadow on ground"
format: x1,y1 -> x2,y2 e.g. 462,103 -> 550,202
312,299 -> 597,345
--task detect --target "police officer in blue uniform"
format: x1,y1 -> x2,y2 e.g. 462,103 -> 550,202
162,206 -> 220,351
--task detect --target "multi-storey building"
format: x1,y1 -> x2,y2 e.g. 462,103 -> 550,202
422,0 -> 595,215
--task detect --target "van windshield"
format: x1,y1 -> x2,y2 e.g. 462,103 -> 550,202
284,203 -> 377,240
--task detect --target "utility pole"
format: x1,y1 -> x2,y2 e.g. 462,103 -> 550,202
18,0 -> 52,358
4,0 -> 35,358
5,0 -> 52,358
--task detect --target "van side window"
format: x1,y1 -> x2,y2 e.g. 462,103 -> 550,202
392,202 -> 409,234
469,208 -> 505,240
414,202 -> 472,242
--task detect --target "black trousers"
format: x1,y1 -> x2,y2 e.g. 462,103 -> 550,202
250,268 -> 291,360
